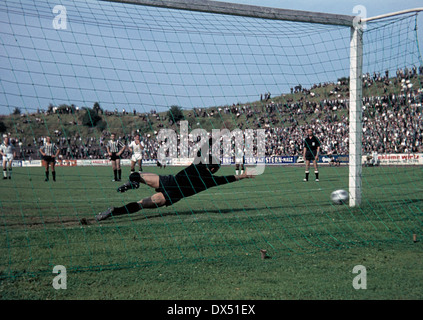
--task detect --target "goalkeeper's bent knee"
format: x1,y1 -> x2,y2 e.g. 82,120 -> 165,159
129,172 -> 142,183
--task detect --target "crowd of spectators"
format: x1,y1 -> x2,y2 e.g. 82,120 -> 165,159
4,67 -> 423,161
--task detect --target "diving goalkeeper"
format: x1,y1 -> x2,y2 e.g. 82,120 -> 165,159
95,153 -> 254,221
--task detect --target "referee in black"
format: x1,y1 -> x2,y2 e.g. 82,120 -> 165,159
106,133 -> 126,181
39,136 -> 60,181
303,128 -> 321,182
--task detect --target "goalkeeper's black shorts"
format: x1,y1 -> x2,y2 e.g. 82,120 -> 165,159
155,175 -> 184,206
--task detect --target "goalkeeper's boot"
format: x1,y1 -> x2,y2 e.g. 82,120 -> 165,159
95,207 -> 114,222
117,180 -> 140,193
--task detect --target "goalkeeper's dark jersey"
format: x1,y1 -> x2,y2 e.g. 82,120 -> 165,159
156,163 -> 237,206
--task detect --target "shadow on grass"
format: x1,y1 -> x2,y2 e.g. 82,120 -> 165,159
12,198 -> 422,228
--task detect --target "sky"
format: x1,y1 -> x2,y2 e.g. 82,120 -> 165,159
0,0 -> 422,115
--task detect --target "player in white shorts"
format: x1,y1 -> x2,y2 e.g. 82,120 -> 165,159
128,134 -> 144,173
0,136 -> 16,180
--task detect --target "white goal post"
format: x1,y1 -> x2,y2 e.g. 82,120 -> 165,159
349,25 -> 363,207
101,0 -> 422,207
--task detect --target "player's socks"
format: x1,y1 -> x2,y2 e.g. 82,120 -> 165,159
315,171 -> 319,181
113,202 -> 142,216
52,171 -> 56,181
305,171 -> 309,181
113,169 -> 117,181
8,168 -> 12,179
3,169 -> 7,179
45,171 -> 49,181
96,202 -> 143,221
236,170 -> 239,175
118,169 -> 122,180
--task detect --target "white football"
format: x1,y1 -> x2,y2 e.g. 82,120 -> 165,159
331,189 -> 349,205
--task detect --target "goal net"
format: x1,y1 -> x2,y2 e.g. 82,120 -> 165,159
0,0 -> 422,278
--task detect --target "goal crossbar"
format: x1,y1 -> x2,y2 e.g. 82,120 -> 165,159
101,0 -> 356,26
363,8 -> 423,22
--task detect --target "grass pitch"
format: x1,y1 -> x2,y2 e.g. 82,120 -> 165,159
1,164 -> 422,299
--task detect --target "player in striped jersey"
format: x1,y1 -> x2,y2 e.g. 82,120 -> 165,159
127,134 -> 144,173
0,136 -> 16,180
39,136 -> 60,181
106,133 -> 126,181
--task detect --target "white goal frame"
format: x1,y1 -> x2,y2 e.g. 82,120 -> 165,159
102,0 -> 423,207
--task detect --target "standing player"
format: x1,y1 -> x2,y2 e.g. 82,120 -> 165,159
106,133 -> 126,181
128,134 -> 144,173
303,128 -> 321,182
39,136 -> 60,181
235,152 -> 246,175
0,136 -> 16,180
234,131 -> 246,175
156,160 -> 166,169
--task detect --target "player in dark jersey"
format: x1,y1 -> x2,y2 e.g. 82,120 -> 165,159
303,128 -> 321,182
95,153 -> 254,222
